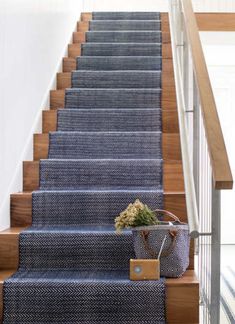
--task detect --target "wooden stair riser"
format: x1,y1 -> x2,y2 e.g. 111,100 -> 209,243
78,14 -> 170,33
11,192 -> 187,227
34,133 -> 181,161
67,43 -> 173,59
77,15 -> 170,34
50,88 -> 176,110
81,13 -> 92,21
0,226 -> 194,271
57,67 -> 175,90
77,21 -> 89,32
42,109 -> 179,134
23,160 -> 184,192
0,269 -> 199,324
63,57 -> 173,73
73,31 -> 171,44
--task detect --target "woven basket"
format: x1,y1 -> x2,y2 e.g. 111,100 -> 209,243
132,209 -> 190,278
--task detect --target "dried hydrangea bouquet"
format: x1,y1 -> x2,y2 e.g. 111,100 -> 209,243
115,199 -> 160,233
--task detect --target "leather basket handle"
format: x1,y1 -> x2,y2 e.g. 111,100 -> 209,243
153,209 -> 182,223
140,229 -> 178,259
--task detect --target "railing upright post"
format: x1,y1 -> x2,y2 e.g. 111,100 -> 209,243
210,185 -> 221,324
193,77 -> 200,205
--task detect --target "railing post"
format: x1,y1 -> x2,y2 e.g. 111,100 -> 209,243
210,184 -> 221,324
193,77 -> 200,205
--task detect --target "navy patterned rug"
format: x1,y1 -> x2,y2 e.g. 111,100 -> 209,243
4,11 -> 165,323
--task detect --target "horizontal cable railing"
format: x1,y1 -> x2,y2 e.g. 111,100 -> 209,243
168,0 -> 233,323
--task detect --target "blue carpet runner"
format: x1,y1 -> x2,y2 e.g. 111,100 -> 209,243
4,11 -> 166,323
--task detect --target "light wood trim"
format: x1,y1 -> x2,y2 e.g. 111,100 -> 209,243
161,13 -> 170,33
161,15 -> 176,110
42,110 -> 57,133
166,270 -> 199,323
81,13 -> 92,21
57,72 -> 71,90
162,110 -> 179,133
68,44 -> 81,59
33,134 -> 49,160
77,21 -> 89,32
196,13 -> 235,31
33,133 -> 182,162
0,228 -> 25,270
63,57 -> 76,72
50,90 -> 65,109
181,0 -> 233,189
11,192 -> 33,227
23,161 -> 40,191
73,32 -> 86,43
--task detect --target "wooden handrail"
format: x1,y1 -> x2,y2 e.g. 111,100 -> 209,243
181,0 -> 233,189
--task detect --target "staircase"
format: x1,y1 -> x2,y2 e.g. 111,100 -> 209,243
0,12 -> 199,323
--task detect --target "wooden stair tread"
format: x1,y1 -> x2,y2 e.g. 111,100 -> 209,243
0,268 -> 198,323
33,132 -> 182,161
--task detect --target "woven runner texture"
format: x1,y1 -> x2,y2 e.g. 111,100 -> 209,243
4,12 -> 166,323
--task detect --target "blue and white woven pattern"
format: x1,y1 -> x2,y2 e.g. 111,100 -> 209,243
57,109 -> 162,132
65,88 -> 162,109
85,31 -> 162,43
32,190 -> 164,226
48,132 -> 162,159
4,271 -> 165,323
76,56 -> 162,70
71,71 -> 162,88
4,12 -> 166,323
81,43 -> 162,56
89,20 -> 161,31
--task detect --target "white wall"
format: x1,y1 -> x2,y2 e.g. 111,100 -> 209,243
83,0 -> 168,12
0,0 -> 85,230
200,32 -> 235,244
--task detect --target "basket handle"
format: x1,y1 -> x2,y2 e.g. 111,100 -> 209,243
140,229 -> 178,259
153,209 -> 182,223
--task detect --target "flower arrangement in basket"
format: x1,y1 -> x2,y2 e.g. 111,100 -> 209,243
115,199 -> 190,278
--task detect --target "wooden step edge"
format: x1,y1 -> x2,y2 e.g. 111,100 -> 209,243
72,31 -> 171,44
68,44 -> 81,59
57,72 -> 71,90
0,227 -> 27,271
50,88 -> 175,110
10,190 -> 193,269
42,109 -> 179,134
10,191 -> 187,227
34,133 -> 182,161
0,269 -> 198,324
166,270 -> 199,323
63,57 -> 76,72
73,31 -> 86,43
77,21 -> 89,32
23,159 -> 184,192
42,110 -> 57,133
57,70 -> 175,91
81,13 -> 92,21
63,57 -> 174,73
